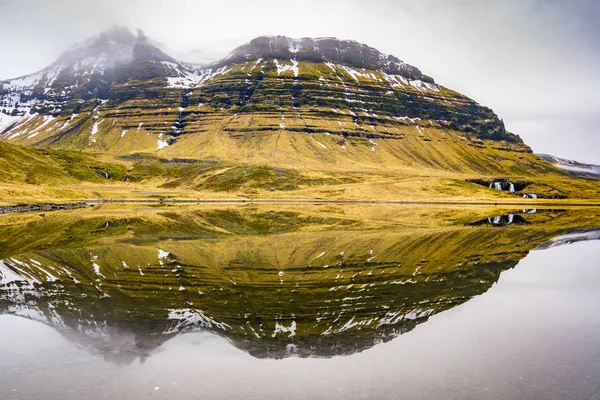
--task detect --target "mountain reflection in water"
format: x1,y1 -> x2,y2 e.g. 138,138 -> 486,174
0,206 -> 598,364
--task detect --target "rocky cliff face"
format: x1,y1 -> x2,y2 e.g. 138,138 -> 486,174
220,35 -> 432,81
0,27 -> 535,175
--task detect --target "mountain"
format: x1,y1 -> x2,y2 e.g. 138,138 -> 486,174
1,28 -> 542,169
2,27 -> 598,203
537,154 -> 600,180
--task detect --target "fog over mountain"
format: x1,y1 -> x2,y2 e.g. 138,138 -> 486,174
0,0 -> 598,162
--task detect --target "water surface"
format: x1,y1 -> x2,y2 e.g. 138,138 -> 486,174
0,205 -> 598,399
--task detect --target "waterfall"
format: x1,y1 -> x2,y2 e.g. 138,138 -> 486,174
522,193 -> 538,199
486,181 -> 516,192
508,214 -> 514,224
493,216 -> 502,224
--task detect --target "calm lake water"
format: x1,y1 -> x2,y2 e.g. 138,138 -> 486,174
0,206 -> 598,399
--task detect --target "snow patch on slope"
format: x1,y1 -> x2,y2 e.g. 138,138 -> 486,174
274,59 -> 299,77
166,64 -> 233,88
157,133 -> 169,150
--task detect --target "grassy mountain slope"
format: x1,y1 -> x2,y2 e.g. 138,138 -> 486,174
1,138 -> 599,205
0,141 -> 127,185
0,140 -> 75,185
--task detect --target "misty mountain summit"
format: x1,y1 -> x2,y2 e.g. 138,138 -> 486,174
54,25 -> 140,72
133,29 -> 176,63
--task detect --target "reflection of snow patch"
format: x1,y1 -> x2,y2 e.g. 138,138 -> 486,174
0,260 -> 30,284
158,249 -> 170,265
158,249 -> 170,258
377,308 -> 435,327
272,320 -> 296,338
92,262 -> 105,278
390,279 -> 417,285
165,308 -> 231,334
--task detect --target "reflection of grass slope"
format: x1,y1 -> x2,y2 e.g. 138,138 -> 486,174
0,206 -> 357,258
1,206 -> 598,358
0,205 -> 596,258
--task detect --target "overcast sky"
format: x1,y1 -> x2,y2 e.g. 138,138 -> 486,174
0,0 -> 598,163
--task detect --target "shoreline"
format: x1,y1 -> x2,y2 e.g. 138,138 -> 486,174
88,198 -> 600,206
0,203 -> 88,215
1,198 -> 599,216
